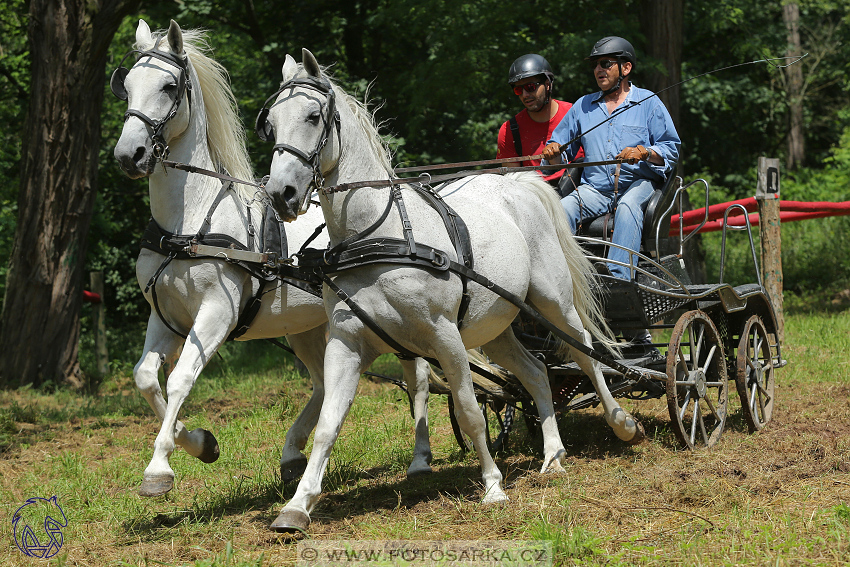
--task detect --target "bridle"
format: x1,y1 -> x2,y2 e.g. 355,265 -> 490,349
110,38 -> 193,161
255,75 -> 341,213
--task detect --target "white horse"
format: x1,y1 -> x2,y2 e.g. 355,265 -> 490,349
112,21 -> 433,497
259,49 -> 646,533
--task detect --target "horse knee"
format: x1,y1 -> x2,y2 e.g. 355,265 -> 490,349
134,360 -> 161,396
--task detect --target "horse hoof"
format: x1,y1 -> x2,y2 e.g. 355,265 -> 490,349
627,420 -> 647,445
270,509 -> 310,534
406,465 -> 433,478
281,456 -> 308,482
481,490 -> 509,505
139,474 -> 174,497
197,429 -> 220,463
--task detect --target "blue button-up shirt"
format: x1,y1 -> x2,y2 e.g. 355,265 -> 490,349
544,85 -> 680,194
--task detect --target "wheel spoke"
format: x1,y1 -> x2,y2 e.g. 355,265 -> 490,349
755,380 -> 772,406
702,344 -> 718,370
689,400 -> 700,445
703,392 -> 721,421
679,388 -> 693,421
698,402 -> 710,445
691,323 -> 705,369
676,347 -> 690,375
753,333 -> 763,355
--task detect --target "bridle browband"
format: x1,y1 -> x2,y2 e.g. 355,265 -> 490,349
255,75 -> 341,213
110,38 -> 193,161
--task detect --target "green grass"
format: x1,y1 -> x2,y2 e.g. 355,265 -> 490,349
1,309 -> 849,566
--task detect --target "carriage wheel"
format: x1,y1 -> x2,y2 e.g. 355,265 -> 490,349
665,310 -> 728,450
735,315 -> 776,432
447,396 -> 515,453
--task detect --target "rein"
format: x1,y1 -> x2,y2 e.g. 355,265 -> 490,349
322,159 -> 623,194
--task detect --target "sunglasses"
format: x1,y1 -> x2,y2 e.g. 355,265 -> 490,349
592,59 -> 619,70
513,81 -> 543,96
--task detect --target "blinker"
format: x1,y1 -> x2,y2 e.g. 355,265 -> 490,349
110,66 -> 130,100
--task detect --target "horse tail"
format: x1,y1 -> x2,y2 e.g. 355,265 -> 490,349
427,349 -> 511,394
507,173 -> 620,356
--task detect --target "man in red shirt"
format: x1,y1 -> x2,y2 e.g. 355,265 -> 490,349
497,54 -> 582,194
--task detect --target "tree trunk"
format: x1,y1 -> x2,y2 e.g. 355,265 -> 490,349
783,2 -> 804,170
639,0 -> 683,129
0,0 -> 139,389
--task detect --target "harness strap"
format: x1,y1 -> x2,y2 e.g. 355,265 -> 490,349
313,240 -> 641,382
509,116 -> 523,160
139,179 -> 307,342
406,184 -> 474,326
319,272 -> 420,360
391,185 -> 417,257
146,252 -> 188,339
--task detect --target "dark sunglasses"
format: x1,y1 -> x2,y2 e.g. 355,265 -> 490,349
591,59 -> 618,70
512,81 -> 543,96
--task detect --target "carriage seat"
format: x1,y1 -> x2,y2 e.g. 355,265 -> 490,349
573,165 -> 679,260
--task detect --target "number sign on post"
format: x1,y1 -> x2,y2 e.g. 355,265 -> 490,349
756,157 -> 784,344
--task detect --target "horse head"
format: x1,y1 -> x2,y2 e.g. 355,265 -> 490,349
113,19 -> 193,179
259,49 -> 342,221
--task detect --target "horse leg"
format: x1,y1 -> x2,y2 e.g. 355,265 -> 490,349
271,335 -> 371,532
534,297 -> 644,444
436,330 -> 507,504
481,330 -> 566,473
278,324 -> 327,482
139,309 -> 231,496
398,357 -> 432,477
134,316 -> 221,496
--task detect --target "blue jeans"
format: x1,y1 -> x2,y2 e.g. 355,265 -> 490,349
560,179 -> 657,280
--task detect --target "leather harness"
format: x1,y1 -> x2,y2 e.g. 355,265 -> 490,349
140,180 -> 320,342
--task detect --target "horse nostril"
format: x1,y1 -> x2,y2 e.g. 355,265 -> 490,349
133,146 -> 146,163
283,185 -> 297,204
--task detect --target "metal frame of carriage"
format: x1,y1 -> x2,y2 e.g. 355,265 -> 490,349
435,173 -> 785,453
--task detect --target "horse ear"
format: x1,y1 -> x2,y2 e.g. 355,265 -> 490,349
135,19 -> 153,46
282,54 -> 297,82
302,48 -> 321,78
167,19 -> 184,56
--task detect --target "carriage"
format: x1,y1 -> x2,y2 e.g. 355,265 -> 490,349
434,170 -> 785,453
111,24 -> 785,533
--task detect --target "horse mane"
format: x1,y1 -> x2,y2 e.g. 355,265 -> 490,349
290,64 -> 394,173
137,28 -> 257,203
333,80 -> 394,173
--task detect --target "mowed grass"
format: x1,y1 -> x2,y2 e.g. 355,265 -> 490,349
1,307 -> 849,566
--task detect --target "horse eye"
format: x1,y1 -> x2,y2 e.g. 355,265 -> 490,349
163,83 -> 178,93
307,110 -> 321,123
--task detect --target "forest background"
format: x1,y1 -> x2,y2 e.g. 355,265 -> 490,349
0,0 -> 848,387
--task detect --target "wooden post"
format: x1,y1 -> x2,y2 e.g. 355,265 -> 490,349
90,271 -> 110,376
756,158 -> 784,345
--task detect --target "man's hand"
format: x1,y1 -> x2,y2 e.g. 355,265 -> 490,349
616,145 -> 651,164
542,142 -> 562,163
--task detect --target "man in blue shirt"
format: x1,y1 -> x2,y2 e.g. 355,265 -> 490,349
542,36 -> 680,281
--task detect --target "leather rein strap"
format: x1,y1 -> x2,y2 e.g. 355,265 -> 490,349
323,159 -> 623,195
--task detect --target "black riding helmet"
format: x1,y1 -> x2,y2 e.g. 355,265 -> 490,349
587,36 -> 636,96
508,54 -> 555,102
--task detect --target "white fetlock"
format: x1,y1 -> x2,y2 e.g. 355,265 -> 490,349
540,449 -> 566,474
481,484 -> 509,504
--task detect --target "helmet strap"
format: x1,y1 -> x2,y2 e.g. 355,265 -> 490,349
602,60 -> 626,97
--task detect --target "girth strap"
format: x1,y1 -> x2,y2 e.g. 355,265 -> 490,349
139,179 -> 287,342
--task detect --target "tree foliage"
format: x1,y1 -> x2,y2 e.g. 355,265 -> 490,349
1,0 -> 849,377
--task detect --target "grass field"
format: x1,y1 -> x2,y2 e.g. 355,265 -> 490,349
1,304 -> 849,566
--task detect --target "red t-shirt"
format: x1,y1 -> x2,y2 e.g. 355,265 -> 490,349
497,99 -> 583,182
